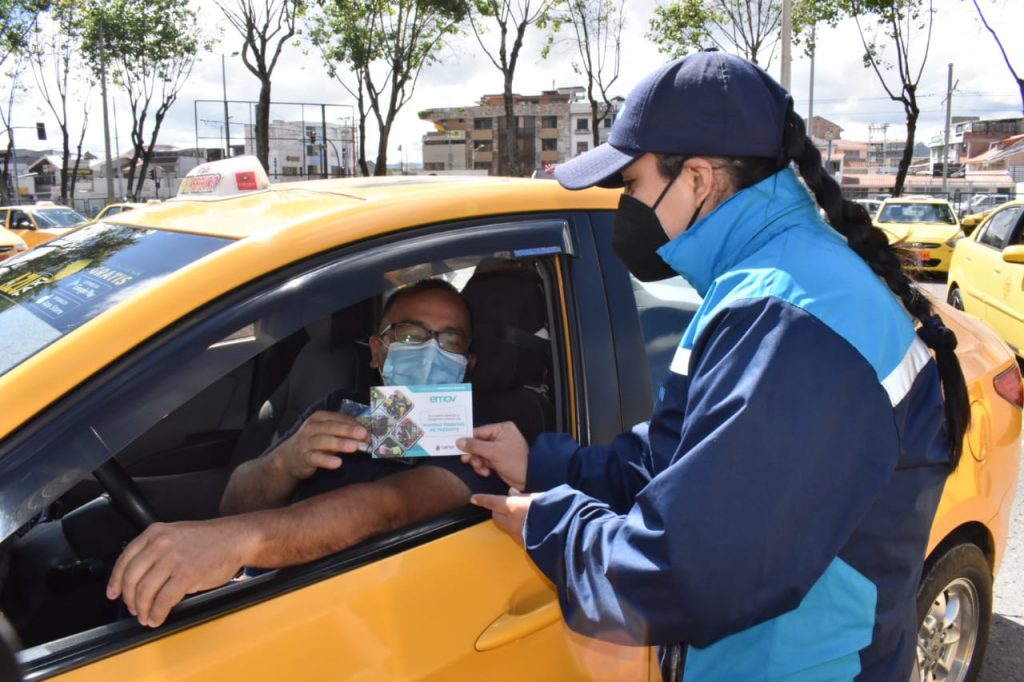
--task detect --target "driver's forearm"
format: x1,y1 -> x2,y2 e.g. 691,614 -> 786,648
220,442 -> 299,515
239,466 -> 470,568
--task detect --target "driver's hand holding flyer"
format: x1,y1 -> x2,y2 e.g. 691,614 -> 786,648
342,384 -> 473,458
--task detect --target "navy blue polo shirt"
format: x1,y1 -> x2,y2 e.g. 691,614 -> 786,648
278,389 -> 506,500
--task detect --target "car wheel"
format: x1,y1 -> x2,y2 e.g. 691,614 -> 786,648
948,286 -> 965,311
915,543 -> 992,682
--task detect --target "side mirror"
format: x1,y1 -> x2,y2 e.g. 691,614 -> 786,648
0,613 -> 23,682
1002,246 -> 1024,264
13,219 -> 32,230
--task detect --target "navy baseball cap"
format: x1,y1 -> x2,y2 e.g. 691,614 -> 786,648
555,50 -> 794,190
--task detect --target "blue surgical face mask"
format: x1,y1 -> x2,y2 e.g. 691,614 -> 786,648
381,339 -> 468,386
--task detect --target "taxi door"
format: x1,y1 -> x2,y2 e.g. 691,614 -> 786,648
990,206 -> 1024,353
976,206 -> 1024,349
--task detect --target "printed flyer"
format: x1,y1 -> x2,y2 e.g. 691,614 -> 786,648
360,384 -> 473,458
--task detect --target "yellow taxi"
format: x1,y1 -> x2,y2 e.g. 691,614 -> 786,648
92,202 -> 148,222
0,202 -> 89,248
947,200 -> 1024,357
0,227 -> 27,263
0,158 -> 1019,681
875,197 -> 962,272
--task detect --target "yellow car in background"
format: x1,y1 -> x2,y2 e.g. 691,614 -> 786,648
0,227 -> 27,263
93,202 -> 148,222
0,158 -> 1019,681
948,200 -> 1024,357
0,202 -> 89,248
875,197 -> 961,272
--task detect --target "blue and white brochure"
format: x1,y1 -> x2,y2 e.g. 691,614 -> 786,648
367,383 -> 473,458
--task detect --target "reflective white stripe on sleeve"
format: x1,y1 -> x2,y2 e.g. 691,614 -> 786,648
881,338 -> 932,406
669,346 -> 692,376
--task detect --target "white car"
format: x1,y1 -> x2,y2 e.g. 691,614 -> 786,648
853,198 -> 882,217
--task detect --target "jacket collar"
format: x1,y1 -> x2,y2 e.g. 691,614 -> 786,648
656,168 -> 824,297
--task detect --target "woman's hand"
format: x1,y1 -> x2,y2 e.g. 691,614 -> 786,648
458,421 -> 529,491
470,489 -> 541,546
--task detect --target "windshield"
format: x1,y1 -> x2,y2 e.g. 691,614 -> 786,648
34,207 -> 88,228
878,203 -> 957,225
0,222 -> 231,376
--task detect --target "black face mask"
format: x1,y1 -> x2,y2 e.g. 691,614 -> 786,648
612,174 -> 705,282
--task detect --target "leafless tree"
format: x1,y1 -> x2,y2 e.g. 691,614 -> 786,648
215,0 -> 306,171
471,0 -> 552,176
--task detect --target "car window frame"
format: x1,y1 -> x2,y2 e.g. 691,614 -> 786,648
7,214 -> 578,678
1007,208 -> 1024,247
977,206 -> 1023,250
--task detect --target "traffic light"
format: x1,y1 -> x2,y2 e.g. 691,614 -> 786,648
36,122 -> 46,140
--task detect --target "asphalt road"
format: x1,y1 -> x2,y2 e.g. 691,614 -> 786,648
919,279 -> 1024,680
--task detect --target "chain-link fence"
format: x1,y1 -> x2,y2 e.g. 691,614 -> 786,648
194,99 -> 358,181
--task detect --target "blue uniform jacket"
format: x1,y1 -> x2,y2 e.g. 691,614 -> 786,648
523,169 -> 950,680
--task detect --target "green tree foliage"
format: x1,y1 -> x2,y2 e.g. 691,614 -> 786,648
310,0 -> 469,176
648,0 -> 783,67
0,0 -> 49,68
0,57 -> 29,205
801,0 -> 935,196
546,0 -> 624,148
470,0 -> 552,176
29,0 -> 93,204
79,0 -> 210,200
216,0 -> 307,173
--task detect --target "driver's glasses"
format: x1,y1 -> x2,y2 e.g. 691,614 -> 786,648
380,321 -> 470,355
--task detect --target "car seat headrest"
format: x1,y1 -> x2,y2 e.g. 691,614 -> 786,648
462,267 -> 550,393
305,299 -> 375,348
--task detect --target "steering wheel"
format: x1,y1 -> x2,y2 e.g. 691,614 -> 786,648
92,459 -> 159,531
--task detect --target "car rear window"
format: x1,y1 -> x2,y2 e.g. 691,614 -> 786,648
0,222 -> 231,376
878,202 -> 957,225
34,207 -> 88,227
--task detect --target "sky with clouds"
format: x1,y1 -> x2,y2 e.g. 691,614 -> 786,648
7,0 -> 1024,167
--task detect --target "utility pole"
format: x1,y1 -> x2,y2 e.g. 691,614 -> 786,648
781,0 -> 792,90
222,54 -> 231,159
942,63 -> 954,195
807,25 -> 815,137
99,19 -> 115,203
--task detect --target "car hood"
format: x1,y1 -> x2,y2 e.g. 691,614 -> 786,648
878,223 -> 960,244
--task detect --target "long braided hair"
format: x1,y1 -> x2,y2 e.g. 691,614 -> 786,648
656,109 -> 970,468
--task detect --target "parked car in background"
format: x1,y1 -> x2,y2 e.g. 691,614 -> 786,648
960,210 -> 992,236
853,198 -> 882,217
0,158 -> 1018,682
948,199 -> 1024,357
961,194 -> 1012,218
0,202 -> 89,248
93,202 -> 149,222
874,197 -> 961,272
0,227 -> 27,262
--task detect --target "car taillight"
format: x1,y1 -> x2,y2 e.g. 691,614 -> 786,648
994,363 -> 1024,409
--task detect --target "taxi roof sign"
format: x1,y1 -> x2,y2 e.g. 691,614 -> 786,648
171,155 -> 270,201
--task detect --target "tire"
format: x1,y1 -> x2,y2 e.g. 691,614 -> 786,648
915,543 -> 993,682
948,286 -> 965,311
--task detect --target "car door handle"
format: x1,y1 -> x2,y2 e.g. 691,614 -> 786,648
475,597 -> 561,651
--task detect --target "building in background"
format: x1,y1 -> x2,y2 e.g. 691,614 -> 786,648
419,88 -> 623,176
243,119 -> 357,181
927,116 -> 1024,174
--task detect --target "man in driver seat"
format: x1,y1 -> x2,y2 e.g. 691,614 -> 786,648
106,279 -> 512,628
